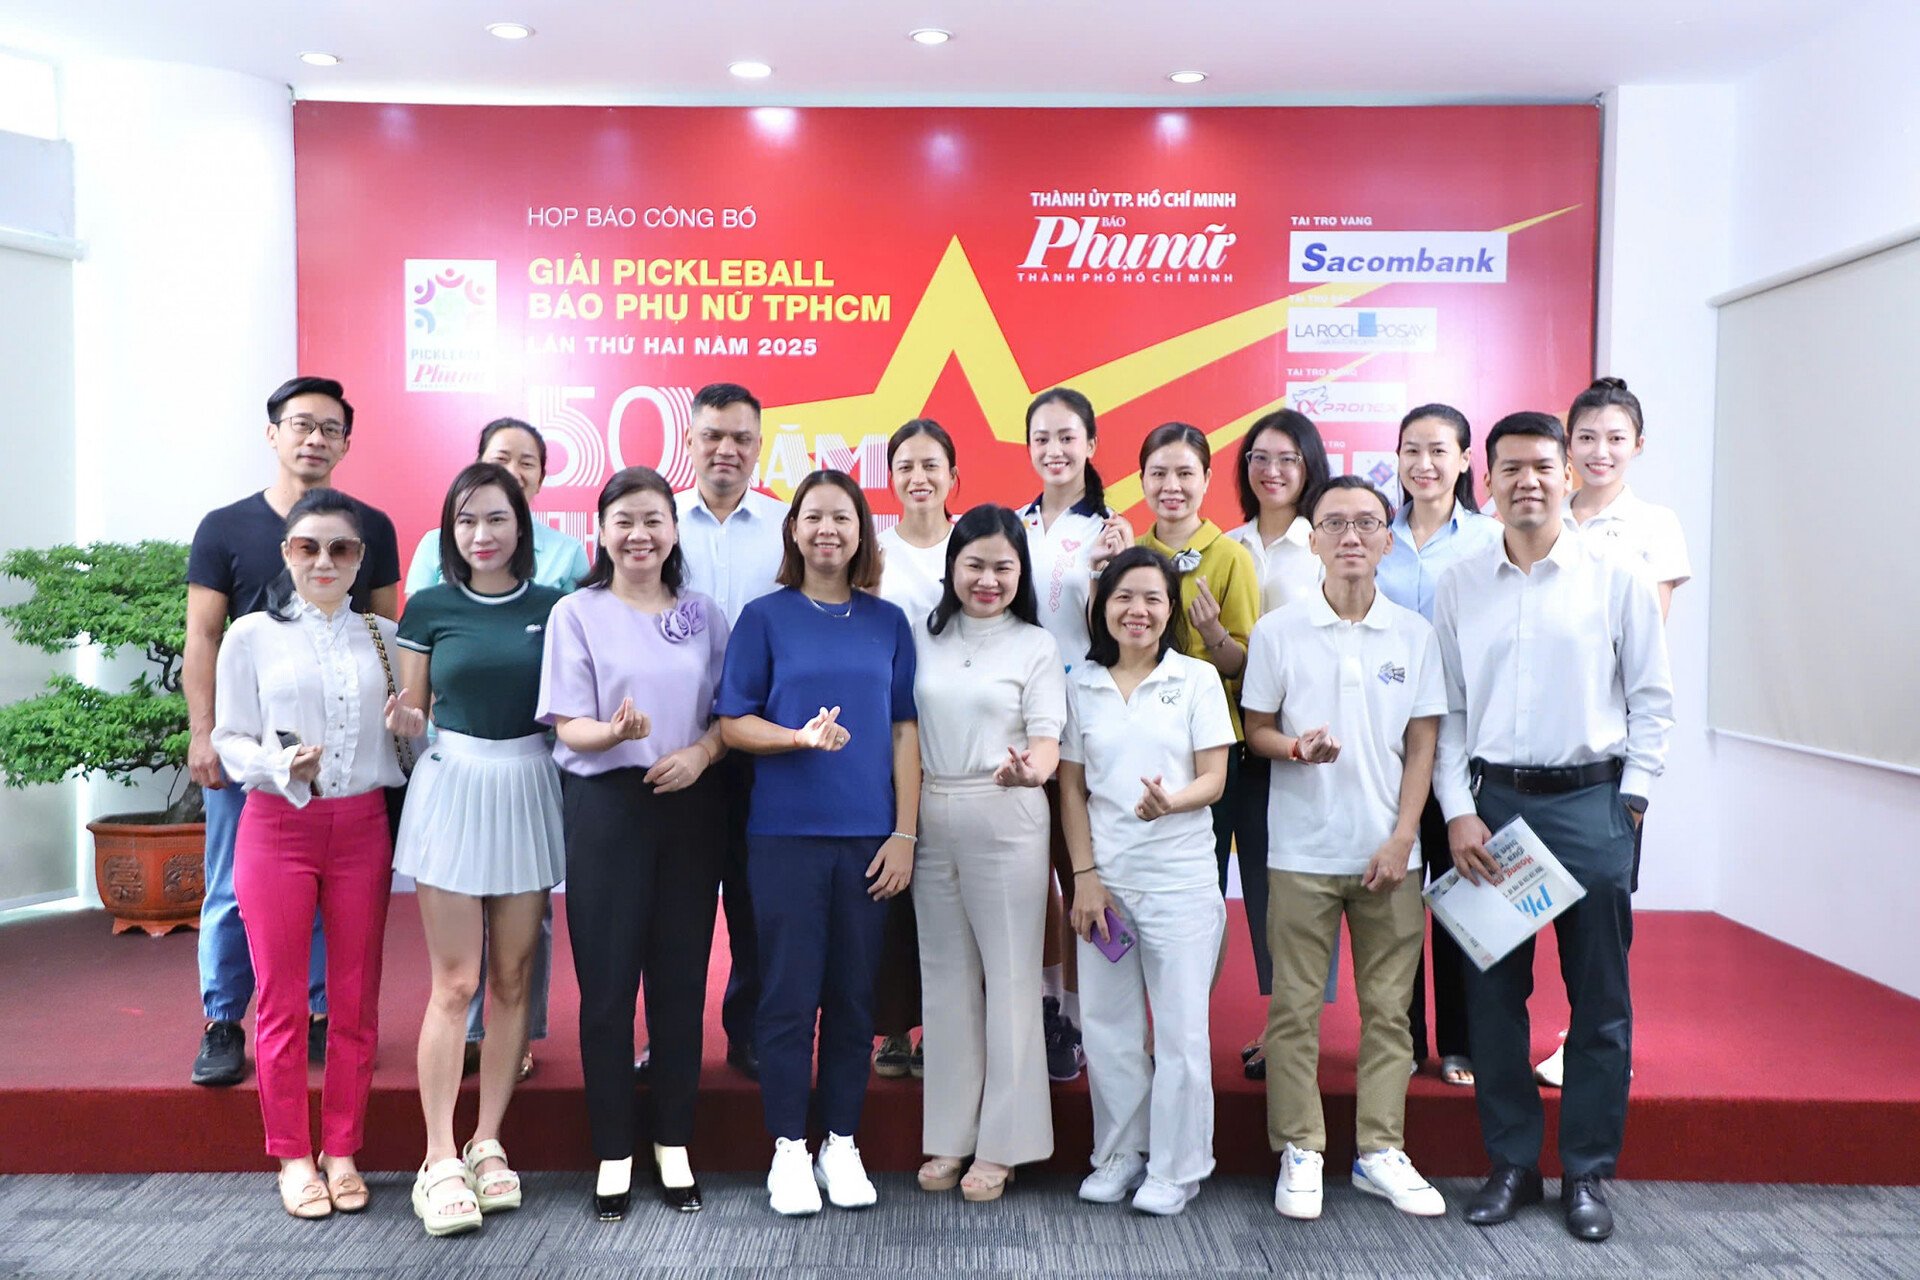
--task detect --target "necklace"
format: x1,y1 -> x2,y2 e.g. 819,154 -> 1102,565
804,594 -> 854,620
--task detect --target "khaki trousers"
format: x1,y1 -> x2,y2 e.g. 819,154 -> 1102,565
913,778 -> 1054,1166
1264,869 -> 1424,1153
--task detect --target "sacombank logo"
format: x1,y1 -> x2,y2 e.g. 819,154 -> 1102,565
1287,307 -> 1438,353
1286,381 -> 1406,422
1289,232 -> 1507,283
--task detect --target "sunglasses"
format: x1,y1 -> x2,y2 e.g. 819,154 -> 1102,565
284,536 -> 365,566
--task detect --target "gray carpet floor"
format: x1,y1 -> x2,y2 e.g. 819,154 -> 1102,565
4,1171 -> 1918,1278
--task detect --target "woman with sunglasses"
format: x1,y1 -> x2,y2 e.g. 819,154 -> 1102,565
212,488 -> 417,1220
387,463 -> 567,1236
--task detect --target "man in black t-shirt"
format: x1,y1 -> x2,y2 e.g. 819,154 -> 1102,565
182,376 -> 402,1086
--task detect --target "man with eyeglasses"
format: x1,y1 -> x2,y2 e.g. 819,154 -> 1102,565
183,376 -> 401,1086
1241,474 -> 1449,1224
1433,412 -> 1672,1242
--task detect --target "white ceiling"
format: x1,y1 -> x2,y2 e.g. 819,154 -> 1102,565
0,0 -> 1882,106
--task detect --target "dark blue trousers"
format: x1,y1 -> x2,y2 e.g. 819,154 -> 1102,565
1464,777 -> 1636,1178
750,834 -> 891,1140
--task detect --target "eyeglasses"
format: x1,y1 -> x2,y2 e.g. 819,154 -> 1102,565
279,414 -> 348,443
1313,516 -> 1386,535
1247,451 -> 1304,471
284,536 -> 365,565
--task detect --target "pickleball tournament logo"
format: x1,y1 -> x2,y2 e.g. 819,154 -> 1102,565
405,260 -> 498,393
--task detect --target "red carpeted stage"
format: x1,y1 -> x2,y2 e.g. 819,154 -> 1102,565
3,901 -> 1917,1183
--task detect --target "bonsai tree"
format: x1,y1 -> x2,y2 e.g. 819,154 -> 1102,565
0,541 -> 200,824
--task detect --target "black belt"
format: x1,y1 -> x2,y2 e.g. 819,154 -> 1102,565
1471,758 -> 1622,796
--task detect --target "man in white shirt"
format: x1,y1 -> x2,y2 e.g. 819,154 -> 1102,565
664,382 -> 788,1079
1242,476 -> 1448,1224
1433,412 -> 1673,1243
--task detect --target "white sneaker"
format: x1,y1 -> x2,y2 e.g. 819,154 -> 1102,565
1352,1148 -> 1446,1217
1534,1033 -> 1567,1088
767,1138 -> 822,1216
1078,1151 -> 1148,1203
1131,1175 -> 1198,1216
1273,1143 -> 1324,1219
813,1133 -> 877,1209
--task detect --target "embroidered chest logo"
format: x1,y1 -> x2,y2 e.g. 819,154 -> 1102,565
1159,685 -> 1185,706
1377,661 -> 1406,685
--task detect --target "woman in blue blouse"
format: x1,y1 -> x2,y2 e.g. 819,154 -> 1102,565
716,469 -> 920,1218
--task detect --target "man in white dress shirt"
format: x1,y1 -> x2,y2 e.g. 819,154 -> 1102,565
662,382 -> 788,1079
1432,412 -> 1673,1243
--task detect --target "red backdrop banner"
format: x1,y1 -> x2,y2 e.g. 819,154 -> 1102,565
294,104 -> 1598,578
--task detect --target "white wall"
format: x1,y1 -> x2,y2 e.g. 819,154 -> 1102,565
1707,5 -> 1920,998
1593,83 -> 1736,912
61,61 -> 296,896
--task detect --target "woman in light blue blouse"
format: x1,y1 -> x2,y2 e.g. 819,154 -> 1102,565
1376,402 -> 1500,1088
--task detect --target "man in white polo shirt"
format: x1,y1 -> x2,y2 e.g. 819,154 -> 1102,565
1241,475 -> 1448,1223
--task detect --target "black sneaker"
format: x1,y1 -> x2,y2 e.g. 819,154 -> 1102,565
1043,997 -> 1084,1083
192,1020 -> 246,1086
909,1037 -> 925,1079
872,1034 -> 912,1079
308,1015 -> 328,1065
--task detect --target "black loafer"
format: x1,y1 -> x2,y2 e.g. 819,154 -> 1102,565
594,1189 -> 630,1222
1464,1165 -> 1544,1225
191,1020 -> 246,1087
1562,1173 -> 1614,1241
726,1042 -> 760,1081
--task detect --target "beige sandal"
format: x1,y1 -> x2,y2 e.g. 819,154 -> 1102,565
917,1156 -> 965,1192
279,1169 -> 333,1220
412,1157 -> 482,1237
463,1137 -> 523,1213
318,1153 -> 370,1213
961,1163 -> 1015,1203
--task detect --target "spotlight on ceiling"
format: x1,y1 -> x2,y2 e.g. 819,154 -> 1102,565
486,22 -> 535,40
729,59 -> 774,79
909,28 -> 952,45
298,51 -> 342,67
1168,71 -> 1208,84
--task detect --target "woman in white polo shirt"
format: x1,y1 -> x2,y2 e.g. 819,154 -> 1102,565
1020,387 -> 1132,1082
1061,546 -> 1234,1218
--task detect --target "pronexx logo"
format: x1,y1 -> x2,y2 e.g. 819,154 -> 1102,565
1285,380 -> 1406,423
1287,307 -> 1438,353
1288,232 -> 1508,283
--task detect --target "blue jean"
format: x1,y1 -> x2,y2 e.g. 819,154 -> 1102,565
199,777 -> 326,1022
750,834 -> 890,1140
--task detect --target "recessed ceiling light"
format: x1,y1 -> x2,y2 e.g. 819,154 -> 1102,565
729,60 -> 774,79
298,51 -> 341,67
486,22 -> 535,40
1168,71 -> 1208,84
909,28 -> 952,45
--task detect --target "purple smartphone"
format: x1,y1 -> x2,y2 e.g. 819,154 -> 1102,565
1091,907 -> 1137,963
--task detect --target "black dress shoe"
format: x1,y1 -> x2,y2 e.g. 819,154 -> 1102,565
191,1020 -> 246,1086
594,1189 -> 630,1222
658,1178 -> 704,1213
726,1042 -> 759,1081
1464,1165 -> 1544,1225
1562,1173 -> 1614,1241
308,1015 -> 328,1065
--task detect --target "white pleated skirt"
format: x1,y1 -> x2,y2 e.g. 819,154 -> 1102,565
393,729 -> 565,896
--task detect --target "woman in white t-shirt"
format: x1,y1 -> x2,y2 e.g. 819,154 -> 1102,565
1019,387 -> 1133,1083
870,419 -> 960,1079
1061,546 -> 1234,1218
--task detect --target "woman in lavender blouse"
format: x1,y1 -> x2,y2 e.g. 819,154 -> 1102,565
536,466 -> 729,1221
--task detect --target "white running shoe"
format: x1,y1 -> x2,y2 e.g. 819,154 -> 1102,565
767,1138 -> 822,1216
1534,1033 -> 1568,1088
1078,1151 -> 1148,1203
1352,1148 -> 1446,1217
1273,1143 -> 1324,1219
814,1133 -> 878,1209
1131,1175 -> 1198,1216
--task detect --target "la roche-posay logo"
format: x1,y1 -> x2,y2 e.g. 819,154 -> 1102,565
405,260 -> 497,393
1287,307 -> 1438,353
1285,380 -> 1406,423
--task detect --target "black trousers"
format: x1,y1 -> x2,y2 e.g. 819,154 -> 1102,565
1464,776 -> 1636,1178
1407,796 -> 1471,1062
565,767 -> 723,1156
1214,745 -> 1273,995
871,893 -> 923,1038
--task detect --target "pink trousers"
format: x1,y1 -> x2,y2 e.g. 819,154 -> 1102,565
233,788 -> 392,1159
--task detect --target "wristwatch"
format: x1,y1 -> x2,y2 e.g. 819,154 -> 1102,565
1622,795 -> 1649,815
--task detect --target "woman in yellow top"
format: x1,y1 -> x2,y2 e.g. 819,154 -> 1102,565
1134,421 -> 1262,982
